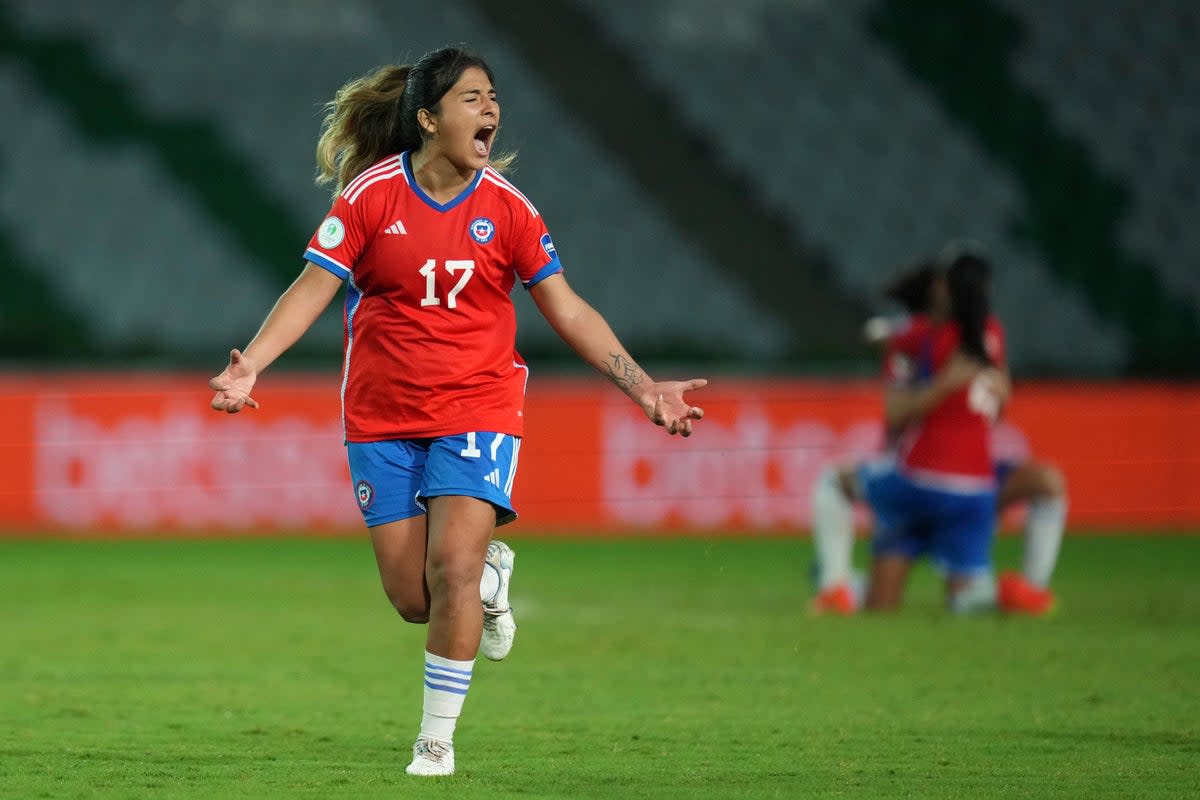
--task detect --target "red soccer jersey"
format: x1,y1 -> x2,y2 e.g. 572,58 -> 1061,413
886,315 -> 1007,486
303,152 -> 563,442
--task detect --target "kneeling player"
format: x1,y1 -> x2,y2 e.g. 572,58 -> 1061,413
813,443 -> 1064,615
811,256 -> 1062,614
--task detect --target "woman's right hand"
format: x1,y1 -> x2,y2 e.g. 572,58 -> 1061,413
209,348 -> 260,413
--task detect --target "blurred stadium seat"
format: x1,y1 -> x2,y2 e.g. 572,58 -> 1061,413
2,0 -> 791,363
2,0 -> 1197,374
1005,0 -> 1200,314
0,63 -> 290,355
570,0 -> 1133,372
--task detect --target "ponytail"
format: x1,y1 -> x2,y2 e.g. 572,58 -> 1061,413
315,64 -> 419,199
944,250 -> 993,365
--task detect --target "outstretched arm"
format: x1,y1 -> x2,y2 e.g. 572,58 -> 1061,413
209,264 -> 343,413
529,274 -> 706,436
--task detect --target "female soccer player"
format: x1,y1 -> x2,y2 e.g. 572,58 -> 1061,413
208,46 -> 706,776
815,251 -> 1009,612
812,256 -> 1064,615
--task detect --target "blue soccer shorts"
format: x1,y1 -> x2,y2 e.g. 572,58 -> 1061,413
346,432 -> 522,528
857,460 -> 996,576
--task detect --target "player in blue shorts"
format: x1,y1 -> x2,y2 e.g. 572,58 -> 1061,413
209,46 -> 707,776
863,252 -> 1008,611
811,255 -> 1064,614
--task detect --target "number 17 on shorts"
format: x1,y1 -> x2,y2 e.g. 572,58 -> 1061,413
346,432 -> 523,527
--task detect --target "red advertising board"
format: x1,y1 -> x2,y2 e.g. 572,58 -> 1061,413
1,374 -> 1197,534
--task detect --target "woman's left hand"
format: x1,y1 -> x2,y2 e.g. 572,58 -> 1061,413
641,379 -> 708,437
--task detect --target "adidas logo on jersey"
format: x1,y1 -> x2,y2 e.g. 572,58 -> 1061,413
384,219 -> 407,235
484,469 -> 501,488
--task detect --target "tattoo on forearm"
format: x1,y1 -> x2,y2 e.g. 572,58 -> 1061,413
604,352 -> 644,391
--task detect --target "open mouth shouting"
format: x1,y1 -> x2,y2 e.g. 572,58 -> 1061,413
473,124 -> 496,158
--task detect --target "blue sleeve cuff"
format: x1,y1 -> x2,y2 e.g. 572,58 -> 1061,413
304,248 -> 350,280
522,257 -> 563,289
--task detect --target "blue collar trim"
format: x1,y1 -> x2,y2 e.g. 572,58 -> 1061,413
402,151 -> 484,212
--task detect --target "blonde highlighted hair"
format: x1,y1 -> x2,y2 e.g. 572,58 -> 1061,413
315,47 -> 514,200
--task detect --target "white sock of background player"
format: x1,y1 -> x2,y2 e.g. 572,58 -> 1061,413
1023,496 -> 1066,588
811,466 -> 856,591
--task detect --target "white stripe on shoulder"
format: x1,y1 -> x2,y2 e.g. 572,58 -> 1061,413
483,169 -> 538,217
342,155 -> 403,199
483,168 -> 538,212
346,166 -> 408,205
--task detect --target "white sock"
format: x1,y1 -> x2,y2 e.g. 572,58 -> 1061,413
811,466 -> 855,590
948,573 -> 997,614
479,562 -> 500,605
420,651 -> 474,744
1023,496 -> 1066,588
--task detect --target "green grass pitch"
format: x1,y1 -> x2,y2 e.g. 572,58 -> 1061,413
1,534 -> 1197,799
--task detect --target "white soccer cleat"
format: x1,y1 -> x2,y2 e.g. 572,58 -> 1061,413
480,540 -> 517,661
405,737 -> 455,776
481,608 -> 517,662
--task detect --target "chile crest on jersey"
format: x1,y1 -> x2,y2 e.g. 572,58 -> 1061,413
469,217 -> 496,244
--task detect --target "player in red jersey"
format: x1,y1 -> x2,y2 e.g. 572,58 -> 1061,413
866,251 -> 1008,611
208,46 -> 706,776
811,256 -> 1064,614
810,251 -> 1007,613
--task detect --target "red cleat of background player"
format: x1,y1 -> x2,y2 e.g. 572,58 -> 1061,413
998,571 -> 1056,616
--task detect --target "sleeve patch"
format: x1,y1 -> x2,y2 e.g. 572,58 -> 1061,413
540,233 -> 557,260
317,216 -> 345,248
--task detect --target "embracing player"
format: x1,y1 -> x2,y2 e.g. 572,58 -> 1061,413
811,252 -> 1064,614
811,250 -> 1010,612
